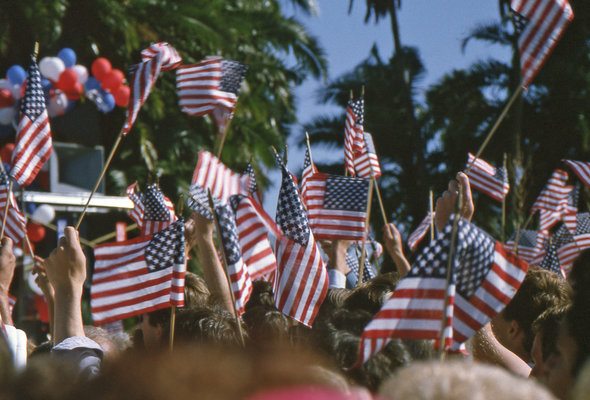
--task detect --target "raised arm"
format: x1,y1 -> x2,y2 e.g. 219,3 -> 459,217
0,238 -> 16,326
382,223 -> 411,276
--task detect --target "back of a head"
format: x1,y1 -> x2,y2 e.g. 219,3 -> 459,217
183,272 -> 211,308
344,272 -> 399,314
245,280 -> 275,311
532,306 -> 569,361
379,360 -> 555,400
163,307 -> 246,347
502,266 -> 572,354
243,305 -> 290,346
567,252 -> 590,376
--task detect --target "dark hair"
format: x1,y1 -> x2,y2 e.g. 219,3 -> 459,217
162,307 -> 246,347
183,272 -> 211,309
243,305 -> 290,346
532,306 -> 569,361
245,280 -> 275,311
567,251 -> 590,375
344,272 -> 399,314
502,266 -> 571,354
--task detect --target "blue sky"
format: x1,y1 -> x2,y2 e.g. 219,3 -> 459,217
264,1 -> 511,215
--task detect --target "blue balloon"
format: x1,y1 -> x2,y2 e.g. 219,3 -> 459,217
66,100 -> 76,113
85,77 -> 100,92
100,92 -> 116,113
6,65 -> 26,85
57,48 -> 77,68
25,202 -> 37,215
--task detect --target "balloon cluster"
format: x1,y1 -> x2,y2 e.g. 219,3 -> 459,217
0,48 -> 130,126
26,204 -> 56,244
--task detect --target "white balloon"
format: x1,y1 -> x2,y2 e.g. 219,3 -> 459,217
72,65 -> 88,85
10,84 -> 22,100
31,204 -> 55,225
0,79 -> 11,91
0,107 -> 15,125
39,57 -> 65,82
13,247 -> 23,258
47,91 -> 68,118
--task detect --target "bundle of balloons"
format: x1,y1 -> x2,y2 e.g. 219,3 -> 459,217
0,48 -> 130,126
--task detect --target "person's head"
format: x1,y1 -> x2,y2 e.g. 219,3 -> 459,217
162,307 -> 246,347
245,280 -> 275,311
344,272 -> 399,314
543,315 -> 579,400
530,306 -> 569,383
243,305 -> 290,346
491,266 -> 571,362
379,360 -> 555,400
183,272 -> 211,308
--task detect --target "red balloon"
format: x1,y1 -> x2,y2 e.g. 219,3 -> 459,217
65,82 -> 83,100
0,89 -> 14,108
114,85 -> 130,107
101,69 -> 124,92
27,223 -> 46,243
56,69 -> 79,92
91,57 -> 112,81
0,143 -> 14,163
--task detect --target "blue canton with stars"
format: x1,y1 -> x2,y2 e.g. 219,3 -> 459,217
245,163 -> 258,197
303,148 -> 312,171
509,229 -> 538,248
275,153 -> 310,245
495,166 -> 509,186
364,133 -> 376,154
346,243 -> 376,282
143,184 -> 171,221
410,216 -> 497,298
220,60 -> 247,95
145,219 -> 185,272
215,203 -> 242,265
186,185 -> 217,221
539,242 -> 562,276
348,98 -> 364,126
511,9 -> 529,36
21,56 -> 46,121
324,175 -> 369,212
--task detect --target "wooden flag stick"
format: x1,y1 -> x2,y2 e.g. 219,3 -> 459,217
438,185 -> 463,360
357,179 -> 374,287
89,223 -> 138,246
467,86 -> 524,173
216,118 -> 232,159
75,131 -> 125,229
207,190 -> 245,347
429,190 -> 435,240
305,132 -> 314,166
0,180 -> 14,241
168,305 -> 176,351
373,181 -> 389,227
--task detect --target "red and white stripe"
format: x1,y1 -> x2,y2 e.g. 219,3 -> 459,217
126,182 -> 144,227
354,133 -> 381,179
407,213 -> 433,251
274,233 -> 328,327
191,151 -> 249,203
0,185 -> 26,245
91,234 -> 185,325
176,57 -> 236,117
563,160 -> 590,189
512,0 -> 574,87
123,42 -> 182,135
467,153 -> 509,202
358,242 -> 527,364
11,109 -> 52,188
300,151 -> 317,208
304,173 -> 366,240
235,196 -> 280,280
344,105 -> 362,176
532,169 -> 570,211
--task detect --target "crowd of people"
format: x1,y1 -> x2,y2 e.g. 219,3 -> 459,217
0,172 -> 589,400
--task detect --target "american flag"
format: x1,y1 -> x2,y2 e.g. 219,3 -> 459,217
563,160 -> 590,189
532,168 -> 570,211
141,184 -> 177,236
346,243 -> 377,283
506,229 -> 545,263
214,203 -> 253,315
354,133 -> 382,179
555,212 -> 590,267
10,55 -> 52,187
407,213 -> 434,251
466,153 -> 510,202
0,175 -> 26,244
300,146 -> 317,207
231,195 -> 279,280
344,98 -> 364,176
123,42 -> 182,135
126,182 -> 144,227
304,173 -> 369,241
562,182 -> 579,234
274,154 -> 328,327
176,57 -> 247,124
244,163 -> 260,203
510,0 -> 574,87
187,151 -> 250,220
91,219 -> 186,325
357,216 -> 528,364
